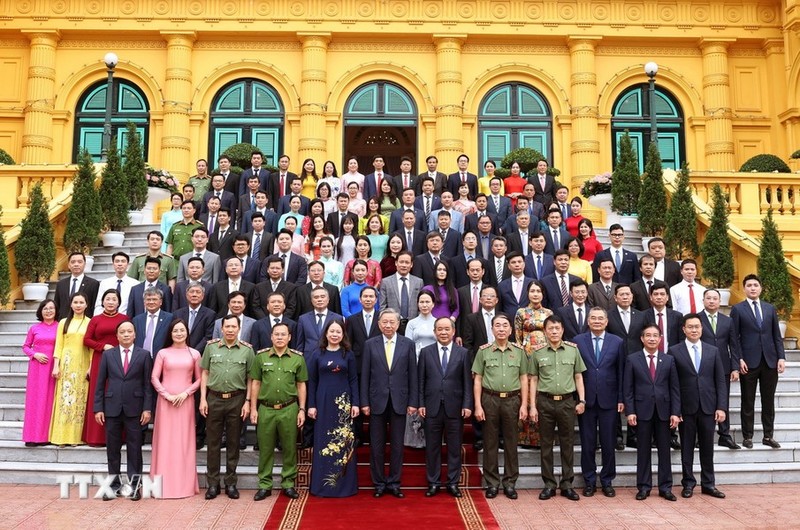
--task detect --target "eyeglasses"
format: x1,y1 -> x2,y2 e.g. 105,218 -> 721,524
610,233 -> 624,237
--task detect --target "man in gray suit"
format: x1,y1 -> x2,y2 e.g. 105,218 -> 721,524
177,227 -> 221,283
212,291 -> 255,343
379,251 -> 422,334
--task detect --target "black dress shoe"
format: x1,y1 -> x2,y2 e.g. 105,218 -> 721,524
742,438 -> 753,448
485,487 -> 498,499
539,488 -> 555,500
681,488 -> 693,498
718,438 -> 741,449
701,487 -> 726,498
762,437 -> 781,448
504,487 -> 518,500
389,488 -> 405,499
226,485 -> 240,499
659,490 -> 677,501
131,487 -> 142,501
670,439 -> 682,450
425,486 -> 440,497
196,437 -> 205,449
561,488 -> 580,501
446,485 -> 462,498
615,440 -> 625,451
472,440 -> 483,451
374,487 -> 385,498
102,493 -> 115,501
283,488 -> 299,499
498,439 -> 505,450
583,485 -> 596,497
254,489 -> 272,501
253,442 -> 259,451
205,485 -> 220,500
636,489 -> 650,500
602,485 -> 616,498
626,437 -> 638,448
239,437 -> 247,450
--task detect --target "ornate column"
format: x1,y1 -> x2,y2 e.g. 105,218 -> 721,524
567,36 -> 601,192
433,35 -> 466,166
21,30 -> 60,164
699,38 -> 736,171
160,32 -> 195,182
297,33 -> 330,164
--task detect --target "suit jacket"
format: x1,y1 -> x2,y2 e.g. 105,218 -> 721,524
644,307 -> 685,349
447,172 -> 478,199
439,228 -> 463,259
326,210 -> 360,239
699,311 -> 740,374
592,247 -> 641,285
389,208 -> 425,234
606,306 -> 647,356
363,172 -> 394,200
623,350 -> 681,422
428,209 -> 464,234
668,342 -> 727,416
730,299 -> 785,369
411,253 -> 447,287
464,211 -> 499,236
484,255 -> 511,287
575,332 -> 625,409
556,303 -> 591,341
486,195 -> 513,229
249,316 -> 297,352
173,305 -> 215,354
524,252 -> 555,280
268,171 -> 299,209
54,275 -> 100,320
127,281 -> 173,318
473,233 -> 497,261
236,192 -> 256,230
542,226 -> 570,255
393,174 -> 418,194
529,174 -> 555,205
231,255 -> 261,284
238,167 -> 270,198
587,281 -> 618,312
450,254 -> 488,289
172,279 -> 212,311
659,258 -> 682,287
199,190 -> 237,218
506,230 -> 532,257
497,276 -> 534,318
361,333 -> 418,415
413,194 -> 442,215
277,194 -> 310,216
243,231 -> 275,262
250,280 -> 298,320
132,310 -> 174,358
212,314 -> 256,343
220,172 -> 240,197
379,273 -> 423,320
177,250 -> 221,284
540,272 -> 580,310
415,171 -> 449,196
207,226 -> 239,262
630,278 -> 669,311
461,310 -> 491,362
93,345 -> 153,417
295,282 -> 342,318
391,229 -> 426,257
296,311 -> 345,353
261,252 -> 307,286
418,342 -> 473,418
456,283 -> 483,331
208,279 -> 255,318
242,209 -> 278,235
346,311 -> 382,375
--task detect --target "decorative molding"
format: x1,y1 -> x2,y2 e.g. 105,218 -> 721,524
59,40 -> 166,49
464,44 -> 569,54
329,42 -> 435,52
729,48 -> 766,57
194,41 -> 301,50
596,46 -> 701,57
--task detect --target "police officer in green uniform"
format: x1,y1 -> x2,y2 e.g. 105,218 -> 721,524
127,230 -> 178,289
472,313 -> 528,500
199,314 -> 254,501
166,200 -> 204,258
187,159 -> 212,199
250,322 -> 308,501
529,314 -> 586,502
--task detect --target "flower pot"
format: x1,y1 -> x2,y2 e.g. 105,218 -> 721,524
587,193 -> 612,211
22,282 -> 49,301
783,337 -> 798,350
717,288 -> 732,306
142,188 -> 171,224
101,231 -> 125,247
619,215 -> 639,232
84,255 -> 95,272
642,236 -> 655,252
128,210 -> 143,225
779,320 -> 788,338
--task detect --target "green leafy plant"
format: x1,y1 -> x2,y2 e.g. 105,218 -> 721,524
791,149 -> 800,160
758,209 -> 795,320
664,162 -> 698,259
739,154 -> 791,173
123,121 -> 148,210
0,148 -> 14,165
610,131 -> 641,215
500,147 -> 560,177
99,140 -> 130,231
222,142 -> 262,169
638,141 -> 668,236
580,172 -> 612,198
63,149 -> 102,253
15,182 -> 55,283
0,207 -> 11,306
699,183 -> 734,289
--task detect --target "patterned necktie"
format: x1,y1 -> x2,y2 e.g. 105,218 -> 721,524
753,301 -> 763,327
605,285 -> 612,298
496,259 -> 503,282
577,307 -> 584,329
710,313 -> 717,333
560,275 -> 569,306
594,337 -> 601,363
400,277 -> 409,319
552,229 -> 559,250
70,278 -> 78,296
649,354 -> 656,381
189,309 -> 196,332
316,313 -> 324,330
472,285 -> 479,313
252,232 -> 261,258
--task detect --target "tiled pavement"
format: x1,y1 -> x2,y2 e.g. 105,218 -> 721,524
0,484 -> 797,529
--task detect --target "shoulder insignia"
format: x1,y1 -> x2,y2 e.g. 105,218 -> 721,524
257,347 -> 271,354
207,338 -> 221,344
532,344 -> 547,351
288,348 -> 302,356
478,343 -> 490,350
239,340 -> 252,348
564,340 -> 577,348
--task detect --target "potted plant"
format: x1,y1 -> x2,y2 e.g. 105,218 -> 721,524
15,182 -> 55,300
637,141 -> 668,236
500,147 -> 561,178
222,142 -> 261,175
757,209 -> 795,337
0,148 -> 15,165
142,166 -> 178,224
610,131 -> 640,226
63,149 -> 102,270
123,121 -> 148,224
663,162 -> 699,256
99,140 -> 129,247
740,153 -> 791,173
581,172 -> 613,210
699,183 -> 735,305
0,207 -> 11,307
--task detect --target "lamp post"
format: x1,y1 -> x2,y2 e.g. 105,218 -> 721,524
644,61 -> 658,145
100,52 -> 118,162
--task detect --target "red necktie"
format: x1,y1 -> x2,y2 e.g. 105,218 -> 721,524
280,174 -> 285,198
688,283 -> 696,313
657,312 -> 665,353
648,354 -> 656,381
404,175 -> 409,189
123,348 -> 130,374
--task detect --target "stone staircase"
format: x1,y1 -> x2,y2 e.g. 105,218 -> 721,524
1,223 -> 799,488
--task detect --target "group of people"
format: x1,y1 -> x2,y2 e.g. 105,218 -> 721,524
21,150 -> 785,502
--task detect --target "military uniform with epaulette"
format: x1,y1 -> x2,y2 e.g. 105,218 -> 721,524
126,252 -> 178,284
166,219 -> 204,258
250,346 -> 309,491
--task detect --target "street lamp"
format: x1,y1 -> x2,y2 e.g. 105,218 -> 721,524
644,61 -> 658,145
100,52 -> 119,162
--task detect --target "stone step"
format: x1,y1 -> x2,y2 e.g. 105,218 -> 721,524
0,357 -> 30,373
0,321 -> 37,333
0,373 -> 27,389
0,311 -> 38,322
729,392 -> 800,409
0,405 -> 23,421
0,390 -> 25,405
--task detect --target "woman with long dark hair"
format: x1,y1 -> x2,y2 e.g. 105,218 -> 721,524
300,158 -> 319,200
318,160 -> 342,199
576,218 -> 603,263
421,260 -> 459,321
21,300 -> 58,446
343,236 -> 382,288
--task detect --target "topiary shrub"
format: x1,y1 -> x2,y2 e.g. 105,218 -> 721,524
123,121 -> 148,210
0,149 -> 14,165
758,209 -> 795,320
700,183 -> 734,289
63,148 -> 102,253
99,140 -> 130,231
739,154 -> 791,173
664,161 -> 698,259
222,143 -> 261,170
500,147 -> 560,177
0,207 -> 10,306
638,141 -> 668,236
791,149 -> 800,160
611,131 -> 640,215
15,182 -> 55,283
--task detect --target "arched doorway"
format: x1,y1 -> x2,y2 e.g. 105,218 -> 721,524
343,81 -> 417,175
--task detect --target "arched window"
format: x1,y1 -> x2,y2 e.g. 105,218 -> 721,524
611,84 -> 685,172
73,79 -> 149,162
209,79 -> 284,167
478,83 -> 553,167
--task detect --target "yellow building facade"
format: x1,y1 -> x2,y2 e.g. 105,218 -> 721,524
0,0 -> 798,189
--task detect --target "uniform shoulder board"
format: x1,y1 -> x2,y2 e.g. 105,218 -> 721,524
564,341 -> 577,348
478,343 -> 491,350
207,338 -> 221,345
288,348 -> 302,356
532,344 -> 547,351
239,340 -> 252,348
257,347 -> 271,354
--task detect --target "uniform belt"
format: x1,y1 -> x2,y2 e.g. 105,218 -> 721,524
208,389 -> 244,399
259,397 -> 298,410
482,388 -> 521,398
538,392 -> 573,401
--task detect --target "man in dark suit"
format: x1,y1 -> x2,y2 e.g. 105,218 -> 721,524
575,307 -> 625,498
264,231 -> 308,285
505,211 -> 533,257
361,309 -> 418,498
592,224 -> 640,284
668,313 -> 728,499
228,236 -> 260,284
393,156 -> 418,193
268,154 -> 299,209
647,237 -> 682,287
413,177 -> 442,226
216,155 -> 240,197
418,318 -> 473,498
132,287 -> 173,358
389,188 -> 426,234
435,211 -> 463,259
54,252 -> 100,319
524,232 -> 554,280
380,252 -> 423,333
127,258 -> 173,317
345,286 -> 381,445
237,150 -> 269,197
276,177 -> 310,216
472,215 -> 497,262
243,213 -> 275,262
93,321 -> 153,501
295,260 -> 342,317
173,284 -> 215,355
172,259 -> 212,312
541,250 -> 580,310
251,256 -> 298,320
730,274 -> 786,449
295,287 -> 344,353
699,289 -> 741,449
450,232 -> 487,289
542,209 -> 569,255
464,195 -> 499,235
528,159 -> 555,205
416,155 -> 449,196
326,194 -> 360,239
486,177 -> 513,230
236,174 -> 261,230
249,292 -> 297,352
200,174 -> 237,219
644,284 -> 684,352
456,259 -> 487,333
447,153 -> 478,200
555,280 -> 591,341
363,155 -> 393,201
496,252 -> 532,318
485,237 -> 511,287
391,209 -> 426,257
588,258 -> 619,312
207,209 -> 238,263
208,258 -> 255,318
411,233 -> 448,286
623,323 -> 681,501
241,192 -> 278,234
630,255 -> 669,311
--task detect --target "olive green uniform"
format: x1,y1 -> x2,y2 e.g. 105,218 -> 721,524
201,339 -> 255,488
165,219 -> 204,258
126,253 -> 178,284
472,341 -> 528,489
187,175 -> 212,200
529,341 -> 586,490
250,347 -> 308,490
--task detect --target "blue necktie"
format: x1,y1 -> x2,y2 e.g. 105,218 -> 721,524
753,301 -> 763,328
693,344 -> 701,372
441,346 -> 448,373
536,255 -> 542,279
594,336 -> 601,363
400,277 -> 409,319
